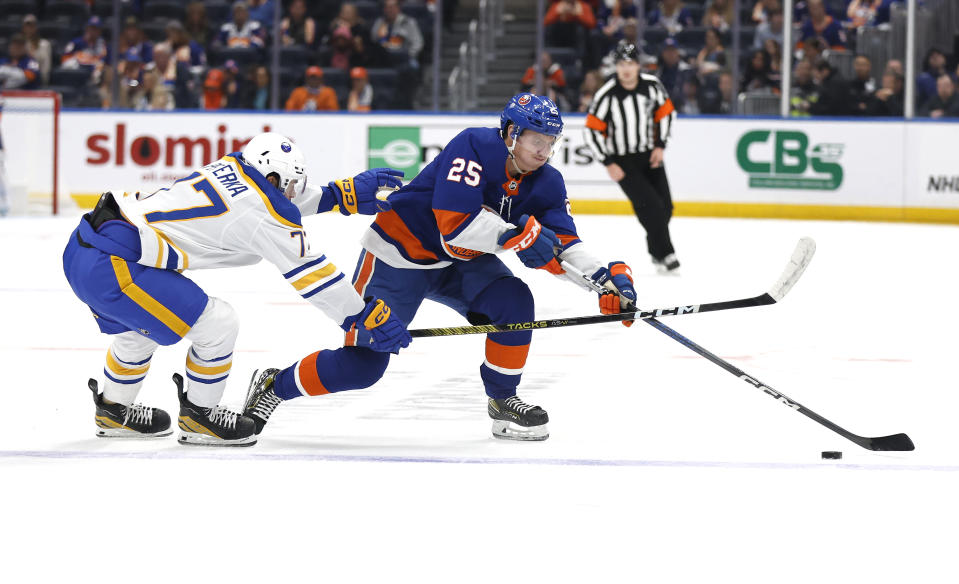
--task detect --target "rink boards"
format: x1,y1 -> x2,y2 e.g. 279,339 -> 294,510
45,111 -> 959,223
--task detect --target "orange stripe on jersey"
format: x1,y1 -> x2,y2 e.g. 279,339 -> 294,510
374,210 -> 439,261
485,339 -> 530,370
585,114 -> 608,133
557,234 -> 579,247
297,351 -> 329,396
434,209 -> 471,236
353,251 -> 375,295
654,99 -> 675,123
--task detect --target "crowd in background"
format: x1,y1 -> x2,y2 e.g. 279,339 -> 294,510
0,0 -> 448,111
528,0 -> 958,117
0,0 -> 957,117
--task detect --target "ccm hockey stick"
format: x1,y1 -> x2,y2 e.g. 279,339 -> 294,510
563,246 -> 915,452
410,237 -> 816,338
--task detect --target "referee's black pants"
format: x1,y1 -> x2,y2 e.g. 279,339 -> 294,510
610,151 -> 676,261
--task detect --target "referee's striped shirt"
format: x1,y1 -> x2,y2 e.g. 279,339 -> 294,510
584,73 -> 676,164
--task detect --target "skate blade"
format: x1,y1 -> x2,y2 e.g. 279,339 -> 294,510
177,432 -> 257,447
96,428 -> 173,439
491,420 -> 549,441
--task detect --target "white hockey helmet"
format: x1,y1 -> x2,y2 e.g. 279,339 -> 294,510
241,132 -> 306,191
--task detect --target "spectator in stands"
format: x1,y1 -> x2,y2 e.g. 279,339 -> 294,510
203,68 -> 228,110
790,59 -> 819,116
283,0 -> 317,47
222,59 -> 243,108
330,2 -> 370,42
372,0 -> 425,67
872,70 -> 904,116
751,0 -> 780,23
695,27 -> 726,75
800,37 -> 825,64
285,66 -> 339,111
347,66 -> 373,111
150,44 -> 194,108
119,17 -> 154,66
699,70 -> 734,113
657,39 -> 693,109
740,48 -> 779,93
0,34 -> 40,90
919,74 -> 959,118
917,48 -> 951,108
702,0 -> 734,32
849,55 -> 876,115
242,64 -> 272,109
114,55 -> 145,109
885,59 -> 903,77
520,51 -> 570,110
133,68 -> 174,111
577,69 -> 604,112
162,20 -> 207,68
20,15 -> 51,86
217,2 -> 267,50
247,0 -> 277,30
809,58 -> 851,115
328,25 -> 365,69
185,2 -> 214,46
847,0 -> 889,28
680,75 -> 702,113
764,39 -> 783,76
646,0 -> 694,35
798,0 -> 847,52
753,7 -> 784,50
592,2 -> 640,69
544,0 -> 597,51
62,16 -> 111,85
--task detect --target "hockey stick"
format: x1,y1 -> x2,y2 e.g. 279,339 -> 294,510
563,248 -> 915,452
409,237 -> 816,338
642,318 -> 915,452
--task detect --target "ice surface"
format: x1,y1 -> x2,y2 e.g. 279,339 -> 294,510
1,213 -> 956,583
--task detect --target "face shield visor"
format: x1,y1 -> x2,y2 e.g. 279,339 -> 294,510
509,126 -> 562,161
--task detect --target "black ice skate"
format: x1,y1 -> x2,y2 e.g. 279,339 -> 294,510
488,396 -> 549,441
243,368 -> 283,435
90,379 -> 172,438
653,253 -> 680,274
173,373 -> 256,447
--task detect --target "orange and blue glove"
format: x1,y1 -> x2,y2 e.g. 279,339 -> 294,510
331,167 -> 404,215
497,214 -> 565,275
591,261 -> 637,327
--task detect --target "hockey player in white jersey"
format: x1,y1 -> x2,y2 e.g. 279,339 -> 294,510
62,132 -> 412,446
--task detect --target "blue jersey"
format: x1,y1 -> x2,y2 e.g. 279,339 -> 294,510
362,127 -> 581,269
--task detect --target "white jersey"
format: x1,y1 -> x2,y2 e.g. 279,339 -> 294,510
115,154 -> 364,326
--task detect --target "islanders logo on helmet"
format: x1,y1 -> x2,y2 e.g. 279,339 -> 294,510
500,93 -> 564,138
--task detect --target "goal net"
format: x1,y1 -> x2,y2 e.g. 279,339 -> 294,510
1,90 -> 62,215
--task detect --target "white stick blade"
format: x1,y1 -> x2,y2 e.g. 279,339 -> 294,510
768,237 -> 816,301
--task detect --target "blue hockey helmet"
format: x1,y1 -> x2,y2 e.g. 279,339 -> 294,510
500,93 -> 564,140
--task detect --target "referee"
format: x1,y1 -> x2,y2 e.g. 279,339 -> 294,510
585,42 -> 680,272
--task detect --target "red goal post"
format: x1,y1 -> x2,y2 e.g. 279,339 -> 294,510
0,90 -> 61,215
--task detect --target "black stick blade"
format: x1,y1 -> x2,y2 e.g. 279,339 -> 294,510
866,433 -> 915,452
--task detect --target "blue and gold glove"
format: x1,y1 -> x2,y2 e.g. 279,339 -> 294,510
497,215 -> 565,275
346,297 -> 411,354
331,167 -> 404,215
590,261 -> 637,327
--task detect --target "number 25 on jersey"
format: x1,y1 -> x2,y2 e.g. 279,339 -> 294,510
447,158 -> 483,187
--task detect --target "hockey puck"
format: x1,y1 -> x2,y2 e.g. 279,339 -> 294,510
821,451 -> 842,460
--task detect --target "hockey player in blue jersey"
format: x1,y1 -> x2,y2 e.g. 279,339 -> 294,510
245,94 -> 637,441
62,132 -> 411,446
